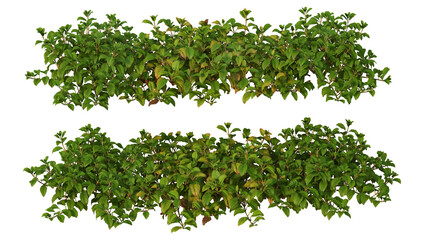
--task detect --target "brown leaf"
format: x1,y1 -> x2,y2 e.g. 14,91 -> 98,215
202,216 -> 211,225
199,19 -> 209,26
148,98 -> 159,106
180,198 -> 188,209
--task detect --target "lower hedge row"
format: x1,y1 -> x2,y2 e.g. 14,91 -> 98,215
24,118 -> 399,231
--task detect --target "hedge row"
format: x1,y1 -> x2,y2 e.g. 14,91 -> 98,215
26,8 -> 391,110
24,118 -> 399,231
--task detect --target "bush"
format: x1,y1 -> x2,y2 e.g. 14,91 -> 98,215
26,8 -> 391,110
24,118 -> 400,231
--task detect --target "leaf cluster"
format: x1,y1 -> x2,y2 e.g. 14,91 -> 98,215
26,8 -> 391,110
24,118 -> 400,231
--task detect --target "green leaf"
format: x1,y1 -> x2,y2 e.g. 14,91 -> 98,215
219,68 -> 227,81
80,191 -> 88,205
34,78 -> 42,86
135,62 -> 145,74
199,70 -> 209,83
40,185 -> 47,197
161,199 -> 172,213
125,55 -> 134,68
305,174 -> 314,186
335,45 -> 346,55
339,186 -> 348,197
52,146 -> 62,153
321,86 -> 331,97
263,23 -> 271,32
62,209 -> 72,218
237,78 -> 248,90
281,91 -> 289,100
229,197 -> 240,210
157,77 -> 168,90
327,210 -> 335,220
68,104 -> 75,111
211,43 -> 222,53
238,164 -> 247,176
106,56 -> 114,67
217,125 -> 226,133
210,81 -> 220,92
382,67 -> 390,77
87,183 -> 95,195
29,178 -> 37,187
242,92 -> 252,103
160,177 -> 169,187
57,214 -> 65,223
251,209 -> 264,217
330,178 -> 341,190
354,91 -> 361,100
319,179 -> 327,192
142,19 -> 153,25
197,98 -> 205,107
143,211 -> 149,219
321,203 -> 329,216
291,91 -> 298,100
74,71 -> 82,84
107,83 -> 116,96
117,64 -> 125,74
172,60 -> 180,71
105,214 -> 113,229
202,192 -> 212,206
75,183 -> 82,193
337,123 -> 346,130
292,193 -> 301,205
234,208 -> 246,216
357,193 -> 370,205
347,190 -> 355,200
83,88 -> 91,98
262,59 -> 271,70
57,61 -> 69,79
212,170 -> 220,179
238,217 -> 248,226
168,190 -> 179,200
183,80 -> 191,94
67,200 -> 75,210
186,47 -> 194,59
171,226 -> 182,233
95,83 -> 104,95
192,152 -> 198,160
282,207 -> 290,217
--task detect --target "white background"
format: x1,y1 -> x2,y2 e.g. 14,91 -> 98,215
1,0 -> 419,239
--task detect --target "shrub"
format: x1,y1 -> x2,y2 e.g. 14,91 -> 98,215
24,118 -> 400,231
26,8 -> 391,110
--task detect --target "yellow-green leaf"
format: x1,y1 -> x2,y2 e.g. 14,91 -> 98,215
157,77 -> 168,90
190,183 -> 200,197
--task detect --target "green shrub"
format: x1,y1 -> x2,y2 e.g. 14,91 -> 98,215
24,118 -> 399,231
26,8 -> 391,110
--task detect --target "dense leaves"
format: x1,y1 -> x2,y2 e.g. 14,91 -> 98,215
25,118 -> 399,231
26,8 -> 391,110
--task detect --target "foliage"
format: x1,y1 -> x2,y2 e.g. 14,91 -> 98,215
26,7 -> 391,110
24,118 -> 400,231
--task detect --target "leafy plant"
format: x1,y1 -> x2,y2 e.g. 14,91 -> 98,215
24,118 -> 400,231
26,7 -> 391,110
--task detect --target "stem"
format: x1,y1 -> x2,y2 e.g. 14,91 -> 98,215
176,207 -> 186,229
241,203 -> 255,227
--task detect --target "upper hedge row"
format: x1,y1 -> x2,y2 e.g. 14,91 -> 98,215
26,7 -> 391,110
